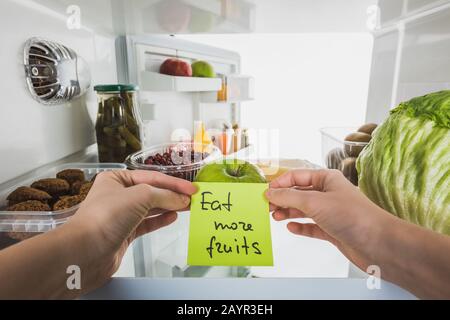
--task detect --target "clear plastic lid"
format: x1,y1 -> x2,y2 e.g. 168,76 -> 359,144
320,127 -> 370,146
0,163 -> 126,233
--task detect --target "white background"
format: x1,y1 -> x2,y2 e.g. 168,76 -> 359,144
181,33 -> 374,165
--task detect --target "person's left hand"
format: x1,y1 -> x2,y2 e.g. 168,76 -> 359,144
65,170 -> 196,292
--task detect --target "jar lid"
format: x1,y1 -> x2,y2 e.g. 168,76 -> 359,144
94,84 -> 138,92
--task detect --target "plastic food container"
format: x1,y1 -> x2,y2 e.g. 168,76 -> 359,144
125,142 -> 221,181
0,163 -> 126,250
320,127 -> 370,185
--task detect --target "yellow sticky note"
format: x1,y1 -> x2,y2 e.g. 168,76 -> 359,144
187,182 -> 274,266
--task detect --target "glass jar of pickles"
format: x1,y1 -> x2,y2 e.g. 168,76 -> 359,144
93,84 -> 143,163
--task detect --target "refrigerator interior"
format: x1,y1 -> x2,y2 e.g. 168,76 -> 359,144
117,35 -> 243,147
115,35 -> 258,277
366,0 -> 450,123
0,0 -> 449,280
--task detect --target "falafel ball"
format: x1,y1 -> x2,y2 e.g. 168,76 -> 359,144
70,180 -> 90,195
7,200 -> 51,212
56,169 -> 85,186
79,182 -> 93,198
6,186 -> 52,206
53,195 -> 84,211
31,178 -> 70,197
6,232 -> 38,241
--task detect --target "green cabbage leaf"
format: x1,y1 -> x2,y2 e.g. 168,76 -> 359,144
356,90 -> 450,234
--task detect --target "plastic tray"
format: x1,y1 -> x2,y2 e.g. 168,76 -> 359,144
320,127 -> 370,185
140,71 -> 222,92
0,163 -> 126,249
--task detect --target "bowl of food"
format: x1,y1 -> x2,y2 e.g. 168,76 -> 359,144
320,124 -> 377,185
124,142 -> 221,181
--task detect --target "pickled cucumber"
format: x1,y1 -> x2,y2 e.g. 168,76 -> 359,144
95,89 -> 143,163
118,126 -> 142,151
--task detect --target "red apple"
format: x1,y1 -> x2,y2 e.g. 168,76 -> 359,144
160,58 -> 192,77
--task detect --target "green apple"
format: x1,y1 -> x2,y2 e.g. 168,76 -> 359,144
191,60 -> 216,78
195,159 -> 266,183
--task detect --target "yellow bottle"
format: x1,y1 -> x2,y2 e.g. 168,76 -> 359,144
194,121 -> 212,152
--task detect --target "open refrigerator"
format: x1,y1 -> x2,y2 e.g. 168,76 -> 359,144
0,0 -> 449,289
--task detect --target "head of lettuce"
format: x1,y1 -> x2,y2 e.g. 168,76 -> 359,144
357,90 -> 450,235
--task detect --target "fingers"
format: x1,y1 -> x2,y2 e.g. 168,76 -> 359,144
272,207 -> 306,221
269,203 -> 303,212
99,170 -> 197,195
146,208 -> 171,217
269,203 -> 278,212
269,169 -> 327,190
125,184 -> 191,215
287,222 -> 339,246
269,188 -> 314,212
134,211 -> 178,239
147,206 -> 190,217
129,171 -> 197,195
266,188 -> 321,216
269,168 -> 349,192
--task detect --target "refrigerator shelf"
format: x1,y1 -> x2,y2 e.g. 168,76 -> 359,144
140,71 -> 222,92
200,97 -> 254,104
200,75 -> 254,103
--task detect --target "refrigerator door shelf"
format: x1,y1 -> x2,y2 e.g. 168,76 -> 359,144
140,71 -> 222,92
200,75 -> 255,103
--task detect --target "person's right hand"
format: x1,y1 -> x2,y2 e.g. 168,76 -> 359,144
265,169 -> 393,272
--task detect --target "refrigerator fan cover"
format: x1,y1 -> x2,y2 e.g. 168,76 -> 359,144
23,37 -> 91,105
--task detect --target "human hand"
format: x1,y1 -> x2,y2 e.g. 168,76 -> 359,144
265,169 -> 392,271
64,170 -> 196,292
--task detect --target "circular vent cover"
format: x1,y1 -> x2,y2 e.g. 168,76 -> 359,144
23,37 -> 91,105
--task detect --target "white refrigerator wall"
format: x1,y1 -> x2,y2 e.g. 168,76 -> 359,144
0,0 -> 118,183
366,0 -> 450,124
180,33 -> 374,165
